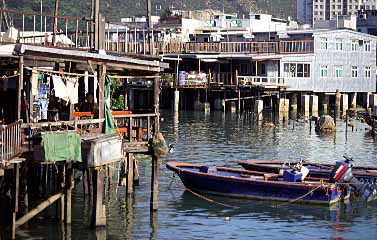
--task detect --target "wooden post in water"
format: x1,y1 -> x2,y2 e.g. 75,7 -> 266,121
23,162 -> 29,214
133,156 -> 140,186
154,76 -> 160,131
65,163 -> 73,224
150,155 -> 159,211
98,64 -> 106,129
11,163 -> 20,239
126,153 -> 134,195
56,164 -> 65,222
335,89 -> 341,125
91,168 -> 106,227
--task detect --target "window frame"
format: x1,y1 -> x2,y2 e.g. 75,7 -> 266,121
364,66 -> 371,78
351,66 -> 358,78
334,66 -> 343,78
320,66 -> 328,78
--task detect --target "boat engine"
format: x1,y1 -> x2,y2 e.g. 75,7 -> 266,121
329,156 -> 377,202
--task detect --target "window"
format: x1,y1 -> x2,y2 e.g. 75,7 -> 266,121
289,63 -> 297,77
351,66 -> 358,78
320,37 -> 328,49
364,40 -> 371,51
335,66 -> 343,78
365,66 -> 371,78
297,64 -> 304,77
303,64 -> 310,77
320,66 -> 328,77
283,63 -> 311,78
335,38 -> 343,50
351,40 -> 358,51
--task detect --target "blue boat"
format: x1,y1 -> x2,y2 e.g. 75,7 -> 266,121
238,160 -> 377,185
166,162 -> 346,205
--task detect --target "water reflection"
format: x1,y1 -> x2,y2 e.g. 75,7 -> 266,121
13,110 -> 377,239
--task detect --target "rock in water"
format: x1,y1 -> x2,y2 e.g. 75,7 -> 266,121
152,132 -> 169,157
315,115 -> 336,132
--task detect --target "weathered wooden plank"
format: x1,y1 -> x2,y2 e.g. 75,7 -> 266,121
91,168 -> 106,227
15,192 -> 63,228
150,156 -> 159,211
11,163 -> 20,239
126,153 -> 134,195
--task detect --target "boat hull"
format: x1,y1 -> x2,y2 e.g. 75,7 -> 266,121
238,160 -> 377,185
167,162 -> 343,205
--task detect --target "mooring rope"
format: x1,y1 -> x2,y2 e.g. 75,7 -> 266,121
185,187 -> 240,209
273,183 -> 324,208
164,172 -> 240,209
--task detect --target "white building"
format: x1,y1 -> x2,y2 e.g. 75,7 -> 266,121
280,29 -> 376,93
296,0 -> 377,25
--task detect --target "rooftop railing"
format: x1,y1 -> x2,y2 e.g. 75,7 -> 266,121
0,9 -> 314,56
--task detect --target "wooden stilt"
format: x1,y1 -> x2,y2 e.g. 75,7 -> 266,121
65,164 -> 73,224
11,163 -> 20,239
91,168 -> 106,227
83,170 -> 86,197
150,156 -> 159,211
15,192 -> 63,228
23,162 -> 29,214
56,164 -> 65,222
87,168 -> 92,199
133,157 -> 140,186
107,166 -> 111,192
126,153 -> 134,196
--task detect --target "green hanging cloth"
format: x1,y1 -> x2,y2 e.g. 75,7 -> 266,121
103,75 -> 116,134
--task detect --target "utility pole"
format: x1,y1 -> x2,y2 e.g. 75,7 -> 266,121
52,0 -> 59,46
147,0 -> 154,55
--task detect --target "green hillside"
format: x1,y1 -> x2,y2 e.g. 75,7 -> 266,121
7,0 -> 295,22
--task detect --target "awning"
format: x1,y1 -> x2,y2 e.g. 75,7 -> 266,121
0,44 -> 17,57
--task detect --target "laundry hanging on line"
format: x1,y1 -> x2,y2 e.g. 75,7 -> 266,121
52,75 -> 78,104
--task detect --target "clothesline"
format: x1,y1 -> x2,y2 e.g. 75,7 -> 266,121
0,74 -> 20,79
25,66 -> 161,80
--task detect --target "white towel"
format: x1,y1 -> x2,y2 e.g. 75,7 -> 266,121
52,75 -> 69,102
31,70 -> 39,96
66,77 -> 79,104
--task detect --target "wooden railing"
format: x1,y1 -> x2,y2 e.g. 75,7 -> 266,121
0,120 -> 23,164
0,9 -> 90,48
157,40 -> 314,54
238,76 -> 285,86
113,113 -> 158,143
105,40 -> 314,55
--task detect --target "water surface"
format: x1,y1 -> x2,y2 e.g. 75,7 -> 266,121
19,111 -> 377,239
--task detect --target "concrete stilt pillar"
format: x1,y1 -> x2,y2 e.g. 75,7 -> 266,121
229,101 -> 237,113
341,94 -> 348,116
310,95 -> 319,117
350,92 -> 357,109
278,98 -> 289,121
290,93 -> 298,111
301,95 -> 310,117
254,99 -> 263,120
319,93 -> 328,115
203,102 -> 210,112
194,100 -> 203,111
369,93 -> 377,108
335,90 -> 341,119
173,90 -> 179,112
214,98 -> 223,111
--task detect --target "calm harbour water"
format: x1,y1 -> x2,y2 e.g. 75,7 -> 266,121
18,111 -> 377,240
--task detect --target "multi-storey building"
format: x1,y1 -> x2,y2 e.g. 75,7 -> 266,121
297,0 -> 377,25
357,9 -> 377,35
